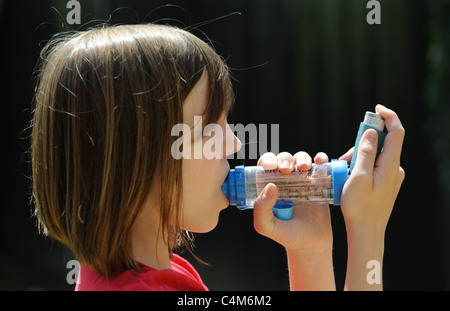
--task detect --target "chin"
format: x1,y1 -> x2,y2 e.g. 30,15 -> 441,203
189,209 -> 223,233
196,223 -> 219,233
182,194 -> 228,233
189,220 -> 219,234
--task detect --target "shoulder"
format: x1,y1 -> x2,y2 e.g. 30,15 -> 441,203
132,254 -> 208,291
171,254 -> 204,283
75,255 -> 208,291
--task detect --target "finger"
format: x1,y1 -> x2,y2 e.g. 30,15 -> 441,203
352,129 -> 378,177
375,105 -> 405,167
257,152 -> 278,170
293,151 -> 312,171
276,152 -> 295,174
314,152 -> 329,164
253,183 -> 278,236
339,147 -> 354,164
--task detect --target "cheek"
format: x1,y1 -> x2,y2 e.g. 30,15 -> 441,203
182,159 -> 217,198
182,168 -> 216,212
180,161 -> 225,232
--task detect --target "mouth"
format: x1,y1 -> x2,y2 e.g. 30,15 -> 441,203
221,161 -> 230,206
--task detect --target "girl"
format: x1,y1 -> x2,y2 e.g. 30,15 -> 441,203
31,24 -> 405,290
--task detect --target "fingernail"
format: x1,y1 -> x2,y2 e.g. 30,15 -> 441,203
266,157 -> 277,165
296,159 -> 309,171
296,156 -> 305,166
281,160 -> 290,169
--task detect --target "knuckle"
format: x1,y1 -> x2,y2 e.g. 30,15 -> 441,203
378,163 -> 405,185
359,143 -> 377,156
398,166 -> 405,182
391,119 -> 405,139
400,127 -> 406,139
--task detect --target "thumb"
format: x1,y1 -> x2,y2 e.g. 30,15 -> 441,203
353,129 -> 378,176
253,183 -> 278,236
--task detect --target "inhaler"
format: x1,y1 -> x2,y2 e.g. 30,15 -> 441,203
222,111 -> 386,220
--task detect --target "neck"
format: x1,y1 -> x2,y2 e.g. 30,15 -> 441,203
131,192 -> 172,270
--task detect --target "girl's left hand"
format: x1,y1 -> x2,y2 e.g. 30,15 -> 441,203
253,151 -> 333,253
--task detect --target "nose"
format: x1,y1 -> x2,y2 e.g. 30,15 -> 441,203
224,124 -> 241,158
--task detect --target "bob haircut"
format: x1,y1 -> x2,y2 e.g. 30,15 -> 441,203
31,24 -> 233,277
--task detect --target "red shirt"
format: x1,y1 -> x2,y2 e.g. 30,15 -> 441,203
75,254 -> 208,291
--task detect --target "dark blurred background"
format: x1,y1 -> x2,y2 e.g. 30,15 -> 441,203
2,0 -> 449,290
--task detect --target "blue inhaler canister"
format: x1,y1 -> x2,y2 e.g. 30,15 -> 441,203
222,160 -> 350,220
349,112 -> 387,174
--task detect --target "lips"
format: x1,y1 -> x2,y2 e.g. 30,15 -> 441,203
221,161 -> 230,206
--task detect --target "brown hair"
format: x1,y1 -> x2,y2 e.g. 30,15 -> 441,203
31,24 -> 233,277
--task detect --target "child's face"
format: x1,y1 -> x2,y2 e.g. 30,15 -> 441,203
180,72 -> 241,233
